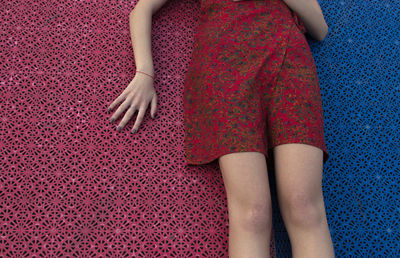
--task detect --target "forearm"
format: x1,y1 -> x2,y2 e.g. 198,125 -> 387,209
129,9 -> 154,76
283,0 -> 328,41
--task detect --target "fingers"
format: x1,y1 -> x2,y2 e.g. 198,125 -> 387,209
131,106 -> 147,133
108,93 -> 126,112
108,87 -> 157,132
111,99 -> 151,133
109,99 -> 129,123
116,104 -> 137,131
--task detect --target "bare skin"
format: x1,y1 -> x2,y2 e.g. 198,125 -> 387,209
108,0 -> 329,133
108,0 -> 168,133
219,145 -> 335,257
219,152 -> 273,257
108,1 -> 334,256
108,73 -> 156,134
282,0 -> 329,41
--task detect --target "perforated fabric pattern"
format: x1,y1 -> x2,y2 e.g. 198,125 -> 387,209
1,0 -> 399,257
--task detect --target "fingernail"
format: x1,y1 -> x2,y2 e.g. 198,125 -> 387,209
110,118 -> 115,122
107,107 -> 111,111
116,126 -> 121,131
131,129 -> 136,134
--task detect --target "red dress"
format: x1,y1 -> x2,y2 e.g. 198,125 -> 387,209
183,0 -> 329,170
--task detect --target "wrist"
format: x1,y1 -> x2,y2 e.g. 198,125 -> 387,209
135,70 -> 154,80
136,64 -> 154,75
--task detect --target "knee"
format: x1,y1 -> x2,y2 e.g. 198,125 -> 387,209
239,202 -> 273,233
282,193 -> 325,228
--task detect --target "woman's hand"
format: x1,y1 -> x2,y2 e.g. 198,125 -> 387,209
283,0 -> 328,41
107,72 -> 157,133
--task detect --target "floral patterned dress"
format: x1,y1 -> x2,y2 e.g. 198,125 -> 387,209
183,0 -> 329,170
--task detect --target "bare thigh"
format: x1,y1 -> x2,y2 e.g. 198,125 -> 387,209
218,152 -> 272,222
273,143 -> 325,225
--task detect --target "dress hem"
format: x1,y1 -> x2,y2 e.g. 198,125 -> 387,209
186,140 -> 329,168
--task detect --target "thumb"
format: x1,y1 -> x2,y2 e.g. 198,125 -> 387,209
150,94 -> 157,118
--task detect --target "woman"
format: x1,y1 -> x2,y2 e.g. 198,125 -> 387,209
108,0 -> 335,257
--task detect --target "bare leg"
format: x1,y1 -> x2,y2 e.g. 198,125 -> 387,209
218,151 -> 273,258
273,143 -> 335,258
